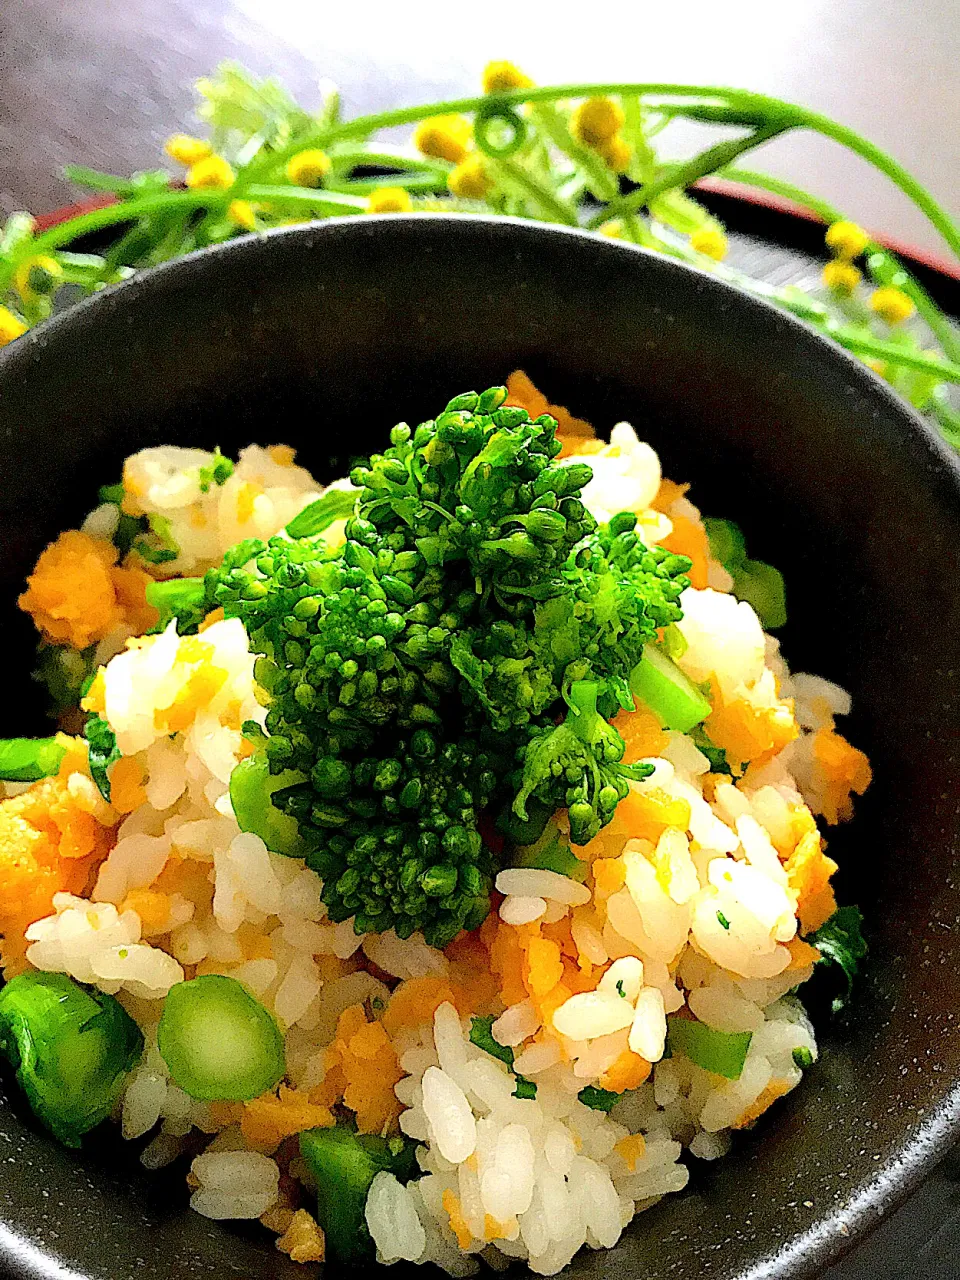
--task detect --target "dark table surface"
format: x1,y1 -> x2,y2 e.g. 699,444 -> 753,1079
2,1 -> 960,1276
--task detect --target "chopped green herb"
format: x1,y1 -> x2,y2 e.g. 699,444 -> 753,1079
578,1085 -> 619,1112
513,1076 -> 537,1099
197,447 -> 235,493
616,979 -> 627,997
717,911 -> 731,931
97,482 -> 125,506
469,1014 -> 514,1067
84,714 -> 120,801
809,905 -> 868,1012
133,513 -> 179,565
690,724 -> 731,775
792,1046 -> 814,1069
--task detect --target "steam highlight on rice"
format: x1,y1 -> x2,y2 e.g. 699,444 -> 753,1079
0,375 -> 869,1274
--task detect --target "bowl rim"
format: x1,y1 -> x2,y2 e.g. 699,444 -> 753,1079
2,211 -> 960,1280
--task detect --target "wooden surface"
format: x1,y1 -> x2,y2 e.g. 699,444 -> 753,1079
1,0 -> 958,255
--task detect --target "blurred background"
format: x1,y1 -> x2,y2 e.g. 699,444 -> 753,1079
2,0 -> 958,258
0,1 -> 958,1276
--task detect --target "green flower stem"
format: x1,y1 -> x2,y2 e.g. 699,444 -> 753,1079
717,166 -> 960,364
799,108 -> 960,259
587,122 -> 790,229
240,80 -> 958,260
827,331 -> 960,384
330,148 -> 449,174
244,83 -> 781,179
326,173 -> 445,195
492,159 -> 580,226
243,184 -> 367,210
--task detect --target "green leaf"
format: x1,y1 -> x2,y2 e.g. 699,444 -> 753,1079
578,1085 -> 619,1112
513,1076 -> 537,1099
469,1014 -> 514,1067
286,487 -> 358,538
809,905 -> 868,1012
84,714 -> 120,801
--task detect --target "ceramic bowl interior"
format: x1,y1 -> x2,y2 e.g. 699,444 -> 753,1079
1,216 -> 960,1280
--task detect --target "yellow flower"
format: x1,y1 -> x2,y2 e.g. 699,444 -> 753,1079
0,306 -> 28,347
596,134 -> 632,174
863,357 -> 888,378
822,259 -> 862,295
571,97 -> 625,148
286,149 -> 332,188
447,155 -> 493,200
184,155 -> 235,190
13,254 -> 62,304
366,187 -> 414,214
164,134 -> 213,167
599,220 -> 624,239
690,227 -> 729,262
482,61 -> 533,94
228,200 -> 257,231
869,285 -> 915,325
412,115 -> 471,165
825,220 -> 870,261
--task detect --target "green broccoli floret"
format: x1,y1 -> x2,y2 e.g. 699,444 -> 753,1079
179,387 -> 690,944
515,681 -> 655,844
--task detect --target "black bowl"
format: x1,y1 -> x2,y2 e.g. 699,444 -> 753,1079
2,215 -> 960,1280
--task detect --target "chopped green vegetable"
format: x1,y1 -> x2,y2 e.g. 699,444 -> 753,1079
809,905 -> 868,1012
690,724 -> 731,775
229,749 -> 307,858
511,819 -> 587,883
197,447 -> 235,493
629,643 -> 711,733
0,736 -> 67,782
469,1016 -> 538,1097
578,1085 -> 619,1112
733,559 -> 788,631
0,971 -> 143,1147
157,974 -> 285,1101
299,1125 -> 418,1262
704,517 -> 787,630
667,1016 -> 753,1080
133,513 -> 179,565
469,1014 -> 514,1066
792,1046 -> 814,1069
285,486 -> 358,538
84,713 -> 120,801
97,482 -> 125,506
146,576 -> 207,632
717,911 -> 731,931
